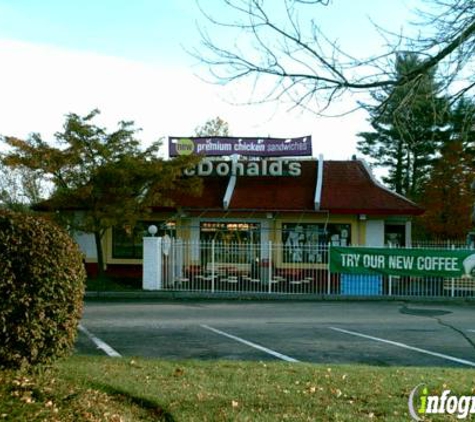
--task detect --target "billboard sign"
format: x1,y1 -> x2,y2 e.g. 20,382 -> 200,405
330,246 -> 475,278
169,136 -> 312,157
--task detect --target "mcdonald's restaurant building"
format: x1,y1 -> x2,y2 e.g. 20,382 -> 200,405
75,137 -> 423,278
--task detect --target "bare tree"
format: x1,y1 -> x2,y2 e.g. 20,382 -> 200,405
194,116 -> 231,136
193,0 -> 475,114
0,155 -> 46,211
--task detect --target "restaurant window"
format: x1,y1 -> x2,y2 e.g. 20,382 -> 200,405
200,222 -> 261,244
282,223 -> 351,263
384,223 -> 406,247
112,221 -> 175,259
200,222 -> 261,263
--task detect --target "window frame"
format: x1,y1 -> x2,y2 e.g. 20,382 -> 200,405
281,222 -> 352,263
111,221 -> 175,260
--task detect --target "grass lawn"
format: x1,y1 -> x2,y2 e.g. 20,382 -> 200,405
1,356 -> 474,421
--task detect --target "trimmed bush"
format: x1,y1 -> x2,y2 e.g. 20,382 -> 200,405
0,210 -> 86,368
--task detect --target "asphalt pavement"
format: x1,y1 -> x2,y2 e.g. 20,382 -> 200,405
76,299 -> 475,367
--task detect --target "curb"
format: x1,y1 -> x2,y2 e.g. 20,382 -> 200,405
84,290 -> 475,304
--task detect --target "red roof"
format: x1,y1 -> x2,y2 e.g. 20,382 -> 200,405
320,161 -> 422,215
166,160 -> 423,216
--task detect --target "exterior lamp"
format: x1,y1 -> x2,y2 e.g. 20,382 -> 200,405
148,225 -> 158,237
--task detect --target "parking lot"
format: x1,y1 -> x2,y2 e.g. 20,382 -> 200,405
76,300 -> 475,367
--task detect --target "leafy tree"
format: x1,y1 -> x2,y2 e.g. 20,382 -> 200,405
415,97 -> 475,238
357,53 -> 448,199
2,110 -> 200,275
417,140 -> 474,239
194,0 -> 475,114
194,116 -> 230,136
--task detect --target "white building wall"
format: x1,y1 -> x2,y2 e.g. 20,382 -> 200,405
73,231 -> 97,259
365,220 -> 384,246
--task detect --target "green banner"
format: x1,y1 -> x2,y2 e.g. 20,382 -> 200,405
329,246 -> 475,278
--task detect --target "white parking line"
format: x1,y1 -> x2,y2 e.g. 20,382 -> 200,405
330,327 -> 475,368
78,324 -> 121,358
201,324 -> 299,362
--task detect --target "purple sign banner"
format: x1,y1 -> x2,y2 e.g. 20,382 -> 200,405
168,136 -> 312,157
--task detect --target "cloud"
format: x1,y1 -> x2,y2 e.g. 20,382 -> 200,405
0,39 -> 369,159
0,39 -> 219,140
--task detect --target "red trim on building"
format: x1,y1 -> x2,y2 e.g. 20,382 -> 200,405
85,262 -> 142,279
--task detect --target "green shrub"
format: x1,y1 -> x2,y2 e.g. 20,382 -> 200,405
0,210 -> 86,368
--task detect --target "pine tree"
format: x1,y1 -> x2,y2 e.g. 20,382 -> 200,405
357,53 -> 449,199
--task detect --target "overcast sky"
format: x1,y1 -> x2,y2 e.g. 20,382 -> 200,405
0,0 -> 419,159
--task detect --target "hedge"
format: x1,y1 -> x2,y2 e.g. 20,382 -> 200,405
0,210 -> 86,368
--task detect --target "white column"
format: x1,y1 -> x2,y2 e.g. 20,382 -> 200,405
405,221 -> 412,247
190,218 -> 200,261
142,237 -> 162,290
260,220 -> 270,260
